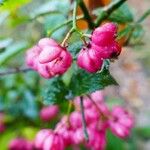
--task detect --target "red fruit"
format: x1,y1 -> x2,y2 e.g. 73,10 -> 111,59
109,106 -> 134,138
91,23 -> 117,46
38,46 -> 62,64
0,123 -> 5,133
26,45 -> 42,70
9,138 -> 33,150
50,50 -> 72,75
55,122 -> 74,147
91,41 -> 121,59
34,129 -> 52,149
69,111 -> 82,129
26,38 -> 72,79
40,105 -> 59,122
43,132 -> 64,150
77,48 -> 103,73
38,38 -> 59,48
37,63 -> 54,79
86,128 -> 106,150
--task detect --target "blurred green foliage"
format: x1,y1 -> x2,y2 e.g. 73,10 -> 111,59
0,0 -> 150,149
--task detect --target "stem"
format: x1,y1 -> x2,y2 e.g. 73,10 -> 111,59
47,15 -> 83,37
61,28 -> 75,47
30,11 -> 60,21
76,0 -> 95,29
73,1 -> 78,29
61,1 -> 79,47
83,34 -> 92,38
87,95 -> 103,115
67,101 -> 73,117
80,96 -> 89,141
87,95 -> 109,121
137,8 -> 150,23
95,0 -> 127,27
0,67 -> 32,76
48,0 -> 126,36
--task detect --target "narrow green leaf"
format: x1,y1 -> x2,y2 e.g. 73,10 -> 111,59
135,127 -> 150,139
44,14 -> 67,41
117,25 -> 133,40
94,3 -> 133,24
130,24 -> 144,44
68,41 -> 83,59
137,9 -> 150,23
108,4 -> 134,23
106,130 -> 126,150
0,38 -> 12,50
0,41 -> 28,65
31,0 -> 70,18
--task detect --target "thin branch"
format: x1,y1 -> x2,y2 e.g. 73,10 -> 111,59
66,101 -> 73,124
80,96 -> 89,141
61,1 -> 78,47
95,0 -> 127,27
29,11 -> 60,21
47,15 -> 84,37
87,95 -> 103,116
76,0 -> 95,29
137,8 -> 150,23
0,67 -> 32,76
61,28 -> 75,47
73,1 -> 78,29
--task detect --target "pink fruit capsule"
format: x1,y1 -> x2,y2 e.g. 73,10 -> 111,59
43,132 -> 64,150
77,48 -> 103,73
109,106 -> 134,138
91,23 -> 117,46
38,46 -> 62,64
38,38 -> 59,49
40,105 -> 59,122
34,129 -> 52,149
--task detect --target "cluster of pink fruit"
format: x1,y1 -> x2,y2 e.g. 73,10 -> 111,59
26,23 -> 121,78
0,112 -> 5,133
77,23 -> 121,73
33,91 -> 133,150
7,91 -> 133,150
8,106 -> 59,150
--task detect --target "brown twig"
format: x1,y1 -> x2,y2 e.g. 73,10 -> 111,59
0,67 -> 32,76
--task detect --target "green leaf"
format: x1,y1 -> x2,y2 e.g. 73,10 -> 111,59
0,0 -> 31,12
0,41 -> 28,65
137,8 -> 150,23
43,62 -> 117,105
0,129 -> 17,150
106,130 -> 126,150
21,127 -> 38,140
43,77 -> 68,105
31,0 -> 70,18
0,11 -> 9,25
0,0 -> 7,5
68,41 -> 83,59
108,3 -> 134,23
135,127 -> 150,139
117,25 -> 133,40
130,24 -> 144,44
69,63 -> 118,97
0,96 -> 4,111
125,131 -> 137,150
44,14 -> 68,41
22,91 -> 38,120
0,38 -> 12,50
